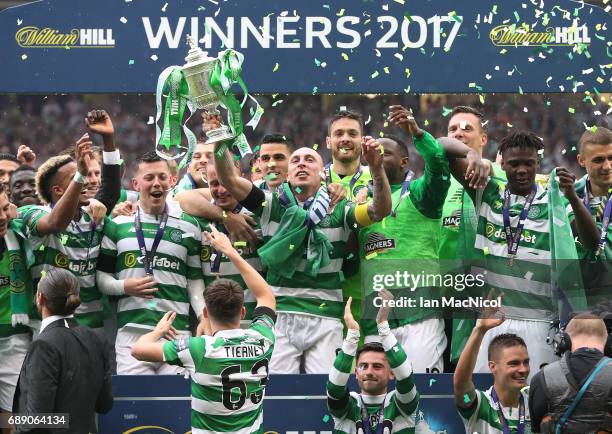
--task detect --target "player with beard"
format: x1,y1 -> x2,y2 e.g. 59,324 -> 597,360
23,122 -> 112,330
358,106 -> 488,373
0,183 -> 35,430
96,151 -> 207,374
327,290 -> 419,433
214,135 -> 391,374
454,296 -> 532,433
568,127 -> 612,308
449,131 -> 599,375
9,165 -> 39,208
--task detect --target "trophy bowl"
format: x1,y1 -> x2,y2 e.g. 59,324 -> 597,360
182,36 -> 235,145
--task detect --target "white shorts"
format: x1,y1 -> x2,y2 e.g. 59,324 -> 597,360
115,327 -> 188,375
365,317 -> 447,373
0,333 -> 31,411
474,318 -> 559,379
269,313 -> 343,374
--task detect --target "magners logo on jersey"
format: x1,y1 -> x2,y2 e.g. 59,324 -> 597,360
364,232 -> 395,255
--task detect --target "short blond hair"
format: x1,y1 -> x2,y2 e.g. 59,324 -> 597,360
35,155 -> 73,204
566,313 -> 607,341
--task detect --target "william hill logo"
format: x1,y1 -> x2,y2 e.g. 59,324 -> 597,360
15,26 -> 115,48
489,23 -> 591,46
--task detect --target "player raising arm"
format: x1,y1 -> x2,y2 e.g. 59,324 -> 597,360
327,290 -> 419,433
132,225 -> 275,434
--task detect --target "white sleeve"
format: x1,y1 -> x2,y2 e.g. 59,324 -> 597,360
96,270 -> 125,296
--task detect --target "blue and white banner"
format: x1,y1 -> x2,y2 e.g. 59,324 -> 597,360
0,0 -> 609,93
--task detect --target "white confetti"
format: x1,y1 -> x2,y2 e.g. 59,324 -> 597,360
208,0 -> 218,4
582,68 -> 594,74
147,116 -> 155,125
150,54 -> 158,61
394,53 -> 403,61
375,48 -> 381,57
364,29 -> 372,37
17,18 -> 23,25
546,76 -> 552,87
382,4 -> 389,11
494,65 -> 500,71
523,107 -> 528,112
528,57 -> 535,62
485,74 -> 492,80
161,2 -> 168,11
340,105 -> 347,111
120,17 -> 127,24
365,115 -> 372,125
21,54 -> 27,60
460,121 -> 467,130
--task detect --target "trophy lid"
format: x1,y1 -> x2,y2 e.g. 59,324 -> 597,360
184,35 -> 214,66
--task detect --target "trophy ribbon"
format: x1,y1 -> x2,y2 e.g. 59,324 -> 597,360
154,65 -> 198,169
209,49 -> 262,159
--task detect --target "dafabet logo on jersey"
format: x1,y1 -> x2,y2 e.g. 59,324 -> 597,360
16,26 -> 115,48
124,253 -> 137,268
54,253 -> 69,268
485,223 -> 537,243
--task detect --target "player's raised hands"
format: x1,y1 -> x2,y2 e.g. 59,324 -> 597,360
74,134 -> 92,176
362,136 -> 383,170
153,311 -> 177,341
204,224 -> 237,256
376,289 -> 394,325
17,144 -> 36,167
475,289 -> 505,332
85,110 -> 114,137
343,297 -> 360,331
465,149 -> 490,189
388,105 -> 423,138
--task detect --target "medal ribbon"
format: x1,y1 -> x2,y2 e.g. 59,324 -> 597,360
358,395 -> 386,434
135,205 -> 169,276
490,387 -> 525,434
210,204 -> 243,273
583,179 -> 612,256
502,185 -> 537,257
391,170 -> 414,217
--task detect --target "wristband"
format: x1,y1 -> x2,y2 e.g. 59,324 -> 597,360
73,172 -> 86,184
342,328 -> 361,355
377,321 -> 391,337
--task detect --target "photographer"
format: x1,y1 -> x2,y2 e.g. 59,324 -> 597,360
529,313 -> 612,433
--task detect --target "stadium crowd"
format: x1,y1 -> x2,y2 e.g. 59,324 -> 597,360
0,94 -> 611,433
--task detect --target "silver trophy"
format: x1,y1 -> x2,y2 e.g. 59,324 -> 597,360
182,35 -> 234,144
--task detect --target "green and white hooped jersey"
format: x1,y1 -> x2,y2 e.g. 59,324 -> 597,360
326,332 -> 419,434
163,308 -> 275,434
23,205 -> 106,329
472,179 -> 554,321
99,206 -> 203,331
256,189 -> 358,320
457,387 -> 531,434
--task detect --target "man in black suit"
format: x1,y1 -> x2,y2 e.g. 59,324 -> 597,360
12,268 -> 112,434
